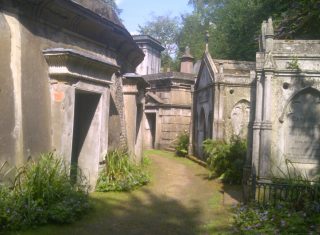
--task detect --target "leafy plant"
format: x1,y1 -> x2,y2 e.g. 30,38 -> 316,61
234,202 -> 320,234
0,153 -> 90,231
287,57 -> 301,70
96,150 -> 150,192
203,136 -> 246,184
174,131 -> 189,157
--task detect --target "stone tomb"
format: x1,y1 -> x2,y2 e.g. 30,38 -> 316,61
191,49 -> 255,158
0,0 -> 144,188
247,18 -> 320,179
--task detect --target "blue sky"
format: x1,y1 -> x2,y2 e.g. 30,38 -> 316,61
116,0 -> 193,34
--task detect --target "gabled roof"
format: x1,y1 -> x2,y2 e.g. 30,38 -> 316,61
195,51 -> 218,90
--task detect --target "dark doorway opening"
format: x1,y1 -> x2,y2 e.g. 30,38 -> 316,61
146,113 -> 156,148
71,90 -> 101,182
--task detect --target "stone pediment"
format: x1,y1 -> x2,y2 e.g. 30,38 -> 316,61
43,48 -> 119,85
195,51 -> 218,90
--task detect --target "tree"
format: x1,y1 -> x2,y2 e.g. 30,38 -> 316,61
138,14 -> 181,70
179,0 -> 320,61
103,0 -> 122,15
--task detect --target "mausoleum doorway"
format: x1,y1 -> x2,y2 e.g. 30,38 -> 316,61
145,112 -> 156,149
71,91 -> 101,183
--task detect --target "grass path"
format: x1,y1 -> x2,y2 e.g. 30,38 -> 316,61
9,150 -> 241,235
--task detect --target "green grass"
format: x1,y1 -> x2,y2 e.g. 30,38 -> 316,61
144,149 -> 195,166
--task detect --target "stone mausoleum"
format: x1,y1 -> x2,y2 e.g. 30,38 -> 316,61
141,47 -> 196,150
0,0 -> 146,187
191,45 -> 255,158
247,18 -> 320,179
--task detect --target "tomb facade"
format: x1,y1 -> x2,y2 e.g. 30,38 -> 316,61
247,18 -> 320,179
0,0 -> 145,187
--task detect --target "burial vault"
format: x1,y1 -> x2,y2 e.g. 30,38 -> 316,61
247,18 -> 320,179
191,47 -> 255,158
0,0 -> 144,187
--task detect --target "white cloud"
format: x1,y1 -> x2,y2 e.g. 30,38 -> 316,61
115,0 -> 123,5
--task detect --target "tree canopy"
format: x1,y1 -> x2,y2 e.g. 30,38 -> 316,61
179,0 -> 320,61
134,0 -> 320,69
138,14 -> 181,70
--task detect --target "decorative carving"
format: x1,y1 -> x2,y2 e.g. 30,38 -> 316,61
231,100 -> 250,137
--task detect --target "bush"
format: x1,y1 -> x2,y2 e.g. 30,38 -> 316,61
0,153 -> 90,231
203,136 -> 246,184
234,202 -> 320,234
96,150 -> 150,192
174,131 -> 189,157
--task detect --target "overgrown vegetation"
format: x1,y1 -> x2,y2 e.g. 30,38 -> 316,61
235,161 -> 320,233
234,201 -> 320,234
203,136 -> 246,184
96,150 -> 150,192
0,153 -> 90,231
174,132 -> 189,157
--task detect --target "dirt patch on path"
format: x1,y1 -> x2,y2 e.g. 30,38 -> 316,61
148,152 -> 240,224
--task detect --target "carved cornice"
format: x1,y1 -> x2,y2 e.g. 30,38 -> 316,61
43,48 -> 119,85
6,0 -> 144,69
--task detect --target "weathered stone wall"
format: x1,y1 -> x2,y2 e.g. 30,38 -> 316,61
158,108 -> 191,149
144,72 -> 195,150
108,74 -> 128,151
0,14 -> 16,166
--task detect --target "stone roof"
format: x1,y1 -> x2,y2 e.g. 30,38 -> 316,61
133,35 -> 165,52
72,0 -> 124,28
144,72 -> 195,82
7,0 -> 144,69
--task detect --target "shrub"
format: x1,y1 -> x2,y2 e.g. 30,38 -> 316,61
0,153 -> 90,231
203,136 -> 246,184
234,202 -> 320,234
96,150 -> 150,192
174,131 -> 189,157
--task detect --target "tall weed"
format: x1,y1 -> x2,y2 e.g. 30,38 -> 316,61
0,153 -> 90,231
174,131 -> 189,157
96,150 -> 150,192
203,136 -> 246,184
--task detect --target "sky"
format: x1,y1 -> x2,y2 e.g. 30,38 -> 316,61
115,0 -> 193,34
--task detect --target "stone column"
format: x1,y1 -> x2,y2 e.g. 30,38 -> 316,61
213,84 -> 220,139
217,83 -> 225,139
122,80 -> 139,156
259,72 -> 273,178
251,72 -> 263,175
123,74 -> 149,160
188,85 -> 195,155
